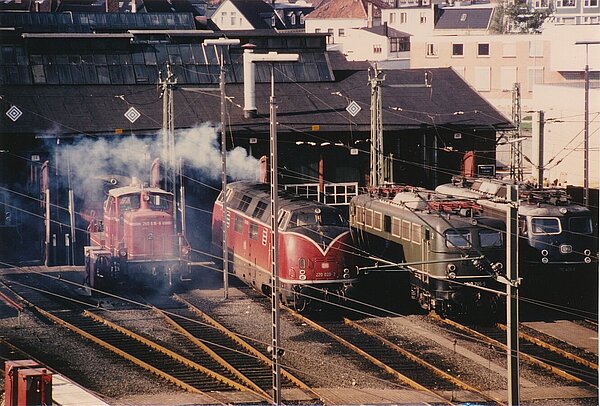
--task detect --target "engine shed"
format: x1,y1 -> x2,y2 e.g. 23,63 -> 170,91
0,11 -> 513,265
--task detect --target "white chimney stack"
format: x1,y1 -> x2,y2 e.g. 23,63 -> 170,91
243,45 -> 299,119
243,44 -> 258,118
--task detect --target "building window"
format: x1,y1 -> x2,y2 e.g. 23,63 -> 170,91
390,12 -> 396,24
220,12 -> 226,26
327,28 -> 334,44
477,43 -> 490,57
460,13 -> 467,22
374,44 -> 382,53
390,37 -> 409,52
527,67 -> 544,92
503,42 -> 517,57
584,0 -> 598,6
420,12 -> 427,23
338,28 -> 345,37
299,13 -> 304,24
400,12 -> 407,23
474,66 -> 491,91
452,43 -> 464,56
315,28 -> 321,33
501,66 -> 518,91
556,0 -> 576,6
230,11 -> 236,25
290,13 -> 296,25
426,42 -> 438,57
529,40 -> 543,57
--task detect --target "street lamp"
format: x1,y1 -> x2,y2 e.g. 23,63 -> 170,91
245,50 -> 298,406
203,38 -> 240,299
575,40 -> 600,208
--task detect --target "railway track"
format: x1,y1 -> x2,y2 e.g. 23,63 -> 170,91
150,294 -> 322,404
0,338 -> 35,366
430,314 -> 599,388
0,275 -> 268,404
285,309 -> 503,405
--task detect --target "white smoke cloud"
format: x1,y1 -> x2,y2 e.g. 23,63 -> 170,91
175,123 -> 261,181
58,123 -> 260,197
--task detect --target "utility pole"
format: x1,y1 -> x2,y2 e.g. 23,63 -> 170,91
510,83 -> 523,182
160,63 -> 177,195
370,69 -> 432,187
506,184 -> 520,405
203,38 -> 240,300
245,51 -> 299,405
575,41 -> 599,207
532,110 -> 545,189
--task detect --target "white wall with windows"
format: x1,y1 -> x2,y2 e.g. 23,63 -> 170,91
381,7 -> 434,36
305,18 -> 368,51
213,1 -> 256,30
343,29 -> 410,65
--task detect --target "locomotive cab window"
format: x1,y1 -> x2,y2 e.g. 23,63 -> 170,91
119,195 -> 140,211
148,193 -> 170,211
445,230 -> 471,248
530,217 -> 561,235
569,216 -> 593,234
288,208 -> 345,228
238,195 -> 252,212
479,230 -> 503,247
252,201 -> 268,219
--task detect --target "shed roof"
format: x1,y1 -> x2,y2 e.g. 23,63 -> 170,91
0,67 -> 512,136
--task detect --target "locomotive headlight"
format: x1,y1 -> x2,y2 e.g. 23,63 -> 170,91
585,257 -> 592,264
343,268 -> 350,279
559,245 -> 572,254
299,258 -> 306,270
119,248 -> 127,258
584,249 -> 591,256
447,263 -> 457,273
541,250 -> 549,256
541,257 -> 549,264
559,208 -> 567,214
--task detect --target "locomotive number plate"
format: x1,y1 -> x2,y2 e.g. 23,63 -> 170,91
316,272 -> 333,278
465,281 -> 485,287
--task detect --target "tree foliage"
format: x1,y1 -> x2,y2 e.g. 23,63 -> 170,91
491,1 -> 553,34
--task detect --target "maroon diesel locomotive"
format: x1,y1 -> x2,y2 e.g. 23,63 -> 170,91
212,181 -> 359,311
85,181 -> 191,290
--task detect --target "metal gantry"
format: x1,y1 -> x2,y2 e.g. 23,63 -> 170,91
368,65 -> 385,188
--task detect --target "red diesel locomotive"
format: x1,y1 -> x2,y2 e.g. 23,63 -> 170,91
85,181 -> 191,290
212,181 -> 359,311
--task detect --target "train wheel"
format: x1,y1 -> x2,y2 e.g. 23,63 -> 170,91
293,294 -> 308,313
